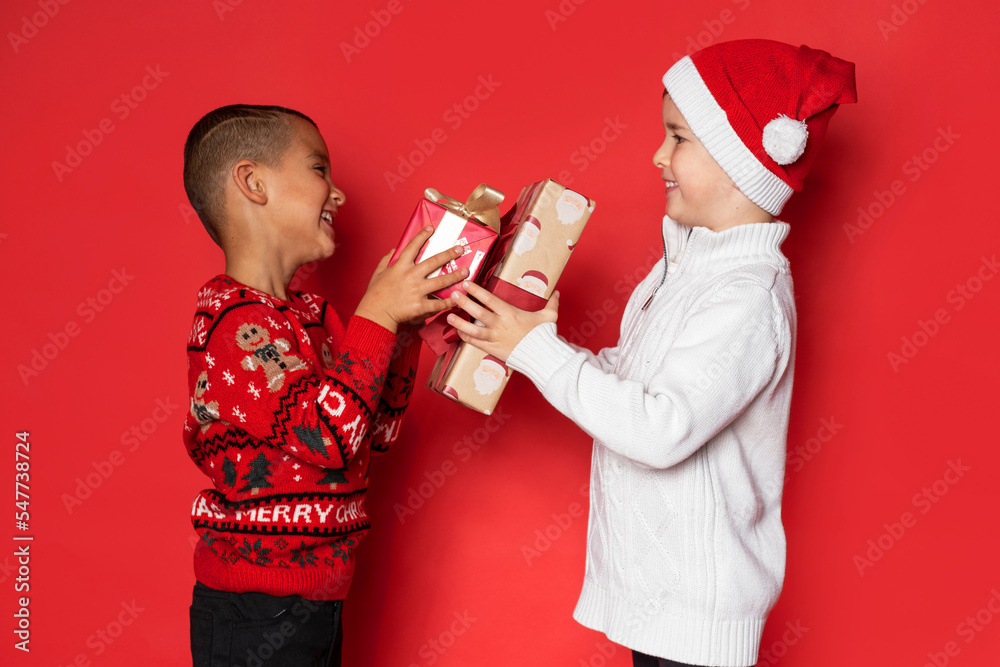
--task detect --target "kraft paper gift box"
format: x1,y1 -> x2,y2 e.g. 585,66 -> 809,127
389,184 -> 503,300
423,178 -> 595,414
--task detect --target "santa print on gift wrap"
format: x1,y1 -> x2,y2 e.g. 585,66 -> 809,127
238,452 -> 273,495
555,189 -> 590,225
473,355 -> 508,395
513,216 -> 541,256
235,322 -> 307,393
517,270 -> 549,297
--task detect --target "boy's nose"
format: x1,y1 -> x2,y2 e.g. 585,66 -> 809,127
330,184 -> 346,206
653,141 -> 672,169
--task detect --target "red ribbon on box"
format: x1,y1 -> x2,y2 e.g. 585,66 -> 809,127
419,201 -> 547,356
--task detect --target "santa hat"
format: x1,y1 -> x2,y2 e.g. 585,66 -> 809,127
520,270 -> 548,286
481,355 -> 508,372
663,39 -> 857,215
443,385 -> 459,400
523,215 -> 541,232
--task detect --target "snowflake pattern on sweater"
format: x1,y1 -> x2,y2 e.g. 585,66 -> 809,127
184,274 -> 419,599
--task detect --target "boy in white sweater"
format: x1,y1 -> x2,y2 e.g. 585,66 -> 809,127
445,40 -> 857,666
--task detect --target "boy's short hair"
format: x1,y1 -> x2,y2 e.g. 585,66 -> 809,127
183,104 -> 317,246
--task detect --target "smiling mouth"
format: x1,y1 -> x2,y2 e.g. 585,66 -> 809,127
320,210 -> 335,225
664,180 -> 678,191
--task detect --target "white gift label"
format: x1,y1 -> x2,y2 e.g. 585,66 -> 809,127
468,250 -> 486,277
421,210 -> 467,278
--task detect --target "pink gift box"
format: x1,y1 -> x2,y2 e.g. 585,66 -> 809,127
389,186 -> 503,300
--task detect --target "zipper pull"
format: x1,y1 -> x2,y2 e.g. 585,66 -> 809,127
640,290 -> 656,311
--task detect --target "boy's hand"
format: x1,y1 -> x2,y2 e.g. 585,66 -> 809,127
356,226 -> 469,333
446,280 -> 559,362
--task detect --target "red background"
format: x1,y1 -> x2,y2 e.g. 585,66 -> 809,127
2,0 -> 998,665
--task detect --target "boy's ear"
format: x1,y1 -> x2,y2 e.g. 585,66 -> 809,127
233,160 -> 268,205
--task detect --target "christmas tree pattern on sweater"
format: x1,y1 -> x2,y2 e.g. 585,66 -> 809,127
184,274 -> 418,599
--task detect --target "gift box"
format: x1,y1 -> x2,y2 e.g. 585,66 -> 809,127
423,179 -> 595,414
389,184 -> 503,300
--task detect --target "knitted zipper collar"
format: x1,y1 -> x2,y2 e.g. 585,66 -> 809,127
662,214 -> 791,274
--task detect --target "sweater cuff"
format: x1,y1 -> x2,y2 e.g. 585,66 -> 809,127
344,315 -> 398,372
506,322 -> 576,389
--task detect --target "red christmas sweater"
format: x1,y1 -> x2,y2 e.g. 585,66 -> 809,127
184,274 -> 419,600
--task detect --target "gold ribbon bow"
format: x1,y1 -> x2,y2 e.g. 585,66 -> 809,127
424,183 -> 504,232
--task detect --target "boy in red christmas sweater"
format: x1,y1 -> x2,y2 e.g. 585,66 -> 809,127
182,104 -> 467,666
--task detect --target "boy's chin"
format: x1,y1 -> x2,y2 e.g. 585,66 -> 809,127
303,244 -> 335,267
317,232 -> 337,257
317,244 -> 336,261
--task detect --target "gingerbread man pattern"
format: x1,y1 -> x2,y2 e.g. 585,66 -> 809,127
235,323 -> 307,392
190,370 -> 221,433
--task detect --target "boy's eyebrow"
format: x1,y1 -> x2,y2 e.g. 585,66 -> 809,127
665,121 -> 689,132
306,150 -> 329,163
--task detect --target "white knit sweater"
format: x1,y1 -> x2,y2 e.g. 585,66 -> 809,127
507,215 -> 796,666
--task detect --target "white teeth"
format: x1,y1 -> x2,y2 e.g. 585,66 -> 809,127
664,181 -> 678,188
320,211 -> 333,223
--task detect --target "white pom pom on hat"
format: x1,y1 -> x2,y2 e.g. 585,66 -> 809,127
762,115 -> 809,165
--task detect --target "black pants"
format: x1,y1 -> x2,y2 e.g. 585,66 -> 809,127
632,650 -> 707,667
190,581 -> 343,667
